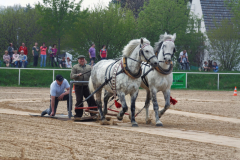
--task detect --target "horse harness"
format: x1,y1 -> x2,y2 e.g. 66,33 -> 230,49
79,43 -> 157,105
141,40 -> 175,88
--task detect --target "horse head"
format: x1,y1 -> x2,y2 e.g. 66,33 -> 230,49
155,32 -> 176,65
139,38 -> 158,68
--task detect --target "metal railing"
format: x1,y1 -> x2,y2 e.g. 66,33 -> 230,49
1,67 -> 240,90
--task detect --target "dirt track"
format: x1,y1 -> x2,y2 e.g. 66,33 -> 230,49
0,87 -> 240,159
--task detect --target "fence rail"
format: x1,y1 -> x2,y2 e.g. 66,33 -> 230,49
1,67 -> 240,90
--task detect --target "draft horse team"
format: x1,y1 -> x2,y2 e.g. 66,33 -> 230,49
89,32 -> 177,127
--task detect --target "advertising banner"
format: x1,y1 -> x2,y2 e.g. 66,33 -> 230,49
171,73 -> 186,88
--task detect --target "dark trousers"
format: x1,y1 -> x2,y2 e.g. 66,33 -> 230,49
33,56 -> 38,67
9,54 -> 13,67
75,85 -> 97,117
45,94 -> 70,116
51,57 -> 58,67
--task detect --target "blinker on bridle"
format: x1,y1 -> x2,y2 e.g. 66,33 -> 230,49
139,43 -> 157,63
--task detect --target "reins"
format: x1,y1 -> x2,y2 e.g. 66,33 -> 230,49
78,43 -> 157,106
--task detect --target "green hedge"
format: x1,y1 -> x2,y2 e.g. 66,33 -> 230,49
0,69 -> 239,90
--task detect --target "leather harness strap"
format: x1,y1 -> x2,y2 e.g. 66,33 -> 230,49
122,57 -> 142,79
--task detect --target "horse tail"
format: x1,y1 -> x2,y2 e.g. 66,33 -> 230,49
88,76 -> 94,93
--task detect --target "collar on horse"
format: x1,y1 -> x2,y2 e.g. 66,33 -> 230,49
122,57 -> 142,79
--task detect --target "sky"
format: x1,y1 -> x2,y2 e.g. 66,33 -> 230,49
1,0 -> 111,9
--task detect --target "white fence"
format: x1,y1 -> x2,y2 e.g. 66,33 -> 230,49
1,67 -> 240,90
0,67 -> 71,85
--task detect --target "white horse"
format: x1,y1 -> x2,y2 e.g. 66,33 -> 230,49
140,32 -> 176,126
89,38 -> 158,127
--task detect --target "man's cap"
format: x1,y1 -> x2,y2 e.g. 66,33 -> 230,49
67,57 -> 70,59
20,50 -> 24,52
56,75 -> 64,82
78,55 -> 85,59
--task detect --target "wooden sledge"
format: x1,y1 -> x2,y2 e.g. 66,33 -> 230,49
29,114 -> 98,122
29,114 -> 70,121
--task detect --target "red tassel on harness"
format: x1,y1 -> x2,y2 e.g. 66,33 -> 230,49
170,96 -> 177,105
115,100 -> 122,108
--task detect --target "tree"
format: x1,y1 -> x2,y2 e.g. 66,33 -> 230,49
207,19 -> 240,71
111,0 -> 149,17
0,5 -> 43,64
137,0 -> 205,66
35,0 -> 87,55
226,0 -> 240,28
65,3 -> 137,60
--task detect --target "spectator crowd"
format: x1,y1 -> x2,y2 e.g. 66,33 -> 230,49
2,42 -> 74,68
2,42 -> 108,69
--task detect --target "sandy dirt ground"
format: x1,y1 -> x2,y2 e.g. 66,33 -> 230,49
0,87 -> 240,159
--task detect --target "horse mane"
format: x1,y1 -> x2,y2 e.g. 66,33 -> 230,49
122,38 -> 150,57
154,33 -> 175,53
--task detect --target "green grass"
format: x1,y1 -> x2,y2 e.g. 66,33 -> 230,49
0,68 -> 239,91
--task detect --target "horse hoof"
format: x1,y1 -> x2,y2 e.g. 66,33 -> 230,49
106,117 -> 111,121
99,119 -> 110,125
156,121 -> 163,126
132,123 -> 138,127
146,119 -> 152,124
117,113 -> 123,121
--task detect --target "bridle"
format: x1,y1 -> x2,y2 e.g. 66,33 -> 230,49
156,40 -> 176,63
122,43 -> 157,79
153,39 -> 176,75
139,43 -> 157,63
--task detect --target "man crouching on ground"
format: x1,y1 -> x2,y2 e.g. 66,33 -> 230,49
70,55 -> 97,119
41,75 -> 70,117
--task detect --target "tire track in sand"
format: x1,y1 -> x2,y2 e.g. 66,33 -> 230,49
135,102 -> 240,124
1,108 -> 240,149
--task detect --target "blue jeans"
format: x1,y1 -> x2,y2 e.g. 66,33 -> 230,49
101,58 -> 107,60
19,61 -> 28,68
44,94 -> 70,116
40,55 -> 46,67
14,61 -> 19,67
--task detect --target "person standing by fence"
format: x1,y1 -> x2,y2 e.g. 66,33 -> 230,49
50,44 -> 58,67
89,43 -> 96,67
3,50 -> 10,67
32,42 -> 39,67
7,43 -> 14,66
66,57 -> 72,68
40,43 -> 47,67
100,45 -> 107,60
18,42 -> 28,55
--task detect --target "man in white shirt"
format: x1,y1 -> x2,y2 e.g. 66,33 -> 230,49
179,50 -> 189,63
41,75 -> 70,117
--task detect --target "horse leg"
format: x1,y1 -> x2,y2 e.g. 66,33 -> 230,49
151,88 -> 163,126
159,89 -> 170,119
95,89 -> 108,124
117,92 -> 128,121
103,90 -> 113,115
145,90 -> 151,124
130,91 -> 139,127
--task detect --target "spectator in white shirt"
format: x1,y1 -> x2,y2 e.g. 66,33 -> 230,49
179,50 -> 189,63
66,57 -> 72,68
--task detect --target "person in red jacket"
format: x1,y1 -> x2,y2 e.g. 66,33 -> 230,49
18,43 -> 28,55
